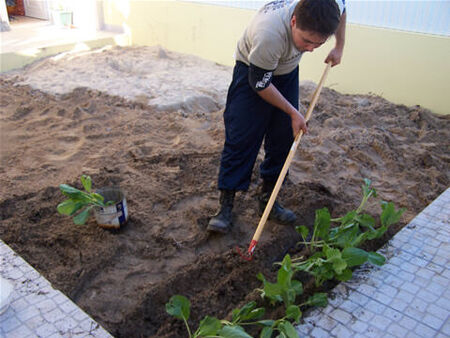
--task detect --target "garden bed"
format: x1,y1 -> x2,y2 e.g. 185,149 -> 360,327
0,47 -> 449,337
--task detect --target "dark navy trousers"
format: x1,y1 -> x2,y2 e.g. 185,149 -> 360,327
218,61 -> 299,191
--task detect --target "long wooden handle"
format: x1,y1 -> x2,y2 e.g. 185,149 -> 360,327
250,62 -> 331,246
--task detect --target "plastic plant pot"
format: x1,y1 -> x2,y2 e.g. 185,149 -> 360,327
94,187 -> 128,229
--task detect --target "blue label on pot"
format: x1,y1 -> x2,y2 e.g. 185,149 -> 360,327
117,200 -> 128,225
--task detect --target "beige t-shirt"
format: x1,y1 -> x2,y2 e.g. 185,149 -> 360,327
235,0 -> 345,76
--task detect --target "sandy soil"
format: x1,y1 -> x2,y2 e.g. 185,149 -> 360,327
0,46 -> 448,337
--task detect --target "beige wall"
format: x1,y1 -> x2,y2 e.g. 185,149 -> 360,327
104,0 -> 449,115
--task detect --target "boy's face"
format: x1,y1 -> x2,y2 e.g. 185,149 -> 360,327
290,16 -> 329,52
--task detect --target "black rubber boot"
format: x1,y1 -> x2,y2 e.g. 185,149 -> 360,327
207,190 -> 235,233
258,181 -> 296,225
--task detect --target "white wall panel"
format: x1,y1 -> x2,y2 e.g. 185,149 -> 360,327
180,0 -> 450,36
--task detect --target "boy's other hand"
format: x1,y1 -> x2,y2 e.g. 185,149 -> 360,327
325,47 -> 343,67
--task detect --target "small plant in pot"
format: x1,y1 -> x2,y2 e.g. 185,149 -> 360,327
57,175 -> 128,229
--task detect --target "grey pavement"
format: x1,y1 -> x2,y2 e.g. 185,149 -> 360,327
0,241 -> 112,338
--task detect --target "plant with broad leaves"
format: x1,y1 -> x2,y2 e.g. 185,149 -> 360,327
256,291 -> 328,337
166,293 -> 323,338
166,295 -> 266,337
291,245 -> 386,286
57,175 -> 112,225
294,178 -> 405,286
257,255 -> 303,309
256,254 -> 328,337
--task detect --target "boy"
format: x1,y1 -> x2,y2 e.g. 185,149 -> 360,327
208,0 -> 346,233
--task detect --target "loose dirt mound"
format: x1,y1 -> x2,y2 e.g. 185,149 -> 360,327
0,46 -> 448,337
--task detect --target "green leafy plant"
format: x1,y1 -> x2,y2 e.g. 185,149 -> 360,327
257,255 -> 303,310
166,295 -> 264,337
57,175 -> 112,225
256,254 -> 328,337
294,179 -> 405,286
166,293 -> 323,338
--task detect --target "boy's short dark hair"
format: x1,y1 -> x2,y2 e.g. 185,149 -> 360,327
294,0 -> 341,37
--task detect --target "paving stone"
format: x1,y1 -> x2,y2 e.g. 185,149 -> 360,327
401,243 -> 421,255
409,296 -> 429,312
327,294 -> 345,308
35,322 -> 58,337
52,291 -> 69,305
406,332 -> 424,338
59,299 -> 78,314
296,322 -> 314,336
398,315 -> 418,331
329,308 -> 352,325
72,308 -> 92,321
350,320 -> 368,333
388,323 -> 409,338
346,290 -> 368,306
383,274 -> 404,288
395,290 -> 415,304
364,325 -> 385,338
400,281 -> 420,295
365,299 -> 387,314
370,313 -> 392,330
10,297 -> 29,313
437,333 -> 450,338
432,255 -> 448,267
339,300 -> 359,313
435,297 -> 450,312
54,317 -> 78,331
310,326 -> 329,338
426,303 -> 450,321
35,299 -> 58,315
15,304 -> 40,322
24,314 -> 48,331
389,256 -> 404,267
79,317 -> 102,332
6,323 -> 33,337
404,305 -> 424,319
384,307 -> 402,322
399,261 -> 419,274
352,307 -> 375,323
423,314 -> 445,330
397,270 -> 415,282
373,291 -> 392,305
422,245 -> 438,256
331,323 -> 353,338
315,314 -> 338,331
416,288 -> 440,303
42,307 -> 67,323
441,319 -> 450,335
379,283 -> 398,298
433,274 -> 449,287
414,323 -> 437,337
427,262 -> 445,274
439,264 -> 450,277
1,314 -> 22,333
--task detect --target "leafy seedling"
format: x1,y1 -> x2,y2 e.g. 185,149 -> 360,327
293,179 -> 405,286
257,255 -> 303,309
57,175 -> 113,225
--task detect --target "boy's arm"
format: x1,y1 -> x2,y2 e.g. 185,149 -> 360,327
257,83 -> 307,138
325,11 -> 346,66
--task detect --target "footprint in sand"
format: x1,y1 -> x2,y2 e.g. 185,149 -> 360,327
46,135 -> 85,161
